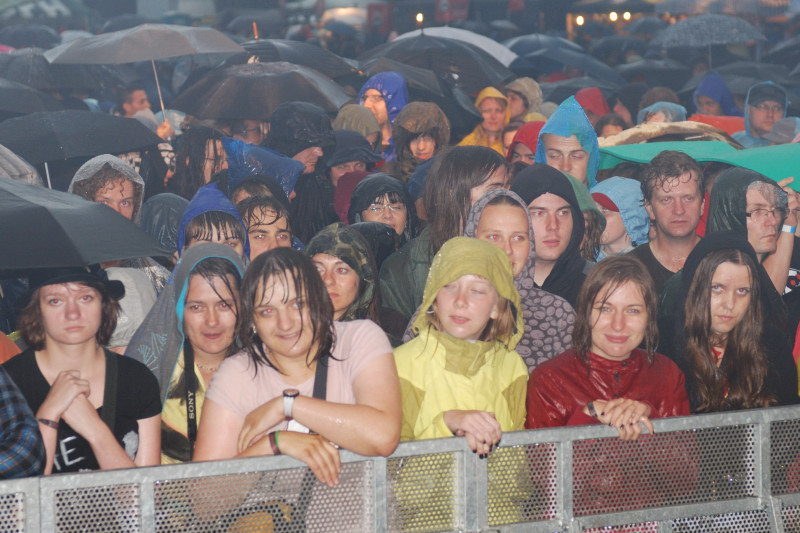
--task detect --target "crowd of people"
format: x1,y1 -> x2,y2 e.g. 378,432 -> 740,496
0,15 -> 800,524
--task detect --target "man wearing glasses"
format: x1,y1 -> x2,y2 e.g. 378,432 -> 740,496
733,82 -> 789,148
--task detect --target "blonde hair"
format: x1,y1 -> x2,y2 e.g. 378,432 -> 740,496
428,278 -> 515,345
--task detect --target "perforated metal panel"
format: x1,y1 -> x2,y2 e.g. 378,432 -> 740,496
487,443 -> 557,526
0,493 -> 25,533
781,504 -> 800,532
387,451 -> 461,532
155,462 -> 373,532
770,418 -> 800,495
671,508 -> 771,532
55,484 -> 140,532
572,424 -> 754,516
583,522 -> 657,532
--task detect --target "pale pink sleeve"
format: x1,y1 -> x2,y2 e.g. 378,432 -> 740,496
205,352 -> 260,418
334,320 -> 393,382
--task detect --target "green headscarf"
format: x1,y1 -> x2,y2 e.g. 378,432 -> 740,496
411,236 -> 523,348
305,222 -> 377,321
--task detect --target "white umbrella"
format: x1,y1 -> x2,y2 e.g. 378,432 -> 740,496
394,27 -> 518,67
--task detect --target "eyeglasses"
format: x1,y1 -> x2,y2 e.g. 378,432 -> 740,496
368,203 -> 405,214
752,102 -> 783,114
745,207 -> 787,222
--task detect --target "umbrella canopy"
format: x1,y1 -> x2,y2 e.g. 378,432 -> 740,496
0,177 -> 169,270
764,36 -> 800,67
525,48 -> 626,85
100,14 -> 157,33
171,62 -> 351,121
540,76 -> 619,104
0,23 -> 59,49
624,16 -> 669,35
716,61 -> 790,82
615,59 -> 691,90
0,77 -> 62,115
44,24 -> 246,64
357,33 -> 515,95
650,14 -> 766,48
590,35 -> 647,58
226,12 -> 284,39
503,34 -> 584,56
394,27 -> 518,67
0,47 -> 133,91
222,39 -> 359,80
0,144 -> 42,186
0,110 -> 162,165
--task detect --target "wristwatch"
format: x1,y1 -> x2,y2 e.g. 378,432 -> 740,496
283,389 -> 300,419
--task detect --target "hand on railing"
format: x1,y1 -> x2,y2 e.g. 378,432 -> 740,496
443,410 -> 502,456
584,399 -> 654,441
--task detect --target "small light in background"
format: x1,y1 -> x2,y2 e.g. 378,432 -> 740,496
416,13 -> 424,24
609,11 -> 618,21
623,11 -> 631,20
576,15 -> 585,25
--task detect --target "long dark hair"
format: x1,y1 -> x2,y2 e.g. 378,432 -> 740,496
237,248 -> 335,373
684,248 -> 773,412
170,126 -> 225,201
423,146 -> 510,255
573,255 -> 659,364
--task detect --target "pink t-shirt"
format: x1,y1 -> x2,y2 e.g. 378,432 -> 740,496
206,320 -> 392,426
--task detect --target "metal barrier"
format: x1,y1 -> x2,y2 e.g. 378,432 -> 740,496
3,405 -> 800,532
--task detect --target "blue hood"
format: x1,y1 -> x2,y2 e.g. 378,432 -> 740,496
733,81 -> 788,148
636,102 -> 687,124
534,96 -> 600,187
222,137 -> 304,198
358,71 -> 409,161
693,72 -> 742,117
177,182 -> 249,258
590,176 -> 649,259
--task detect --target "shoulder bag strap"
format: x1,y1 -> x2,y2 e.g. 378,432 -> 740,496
101,349 -> 118,433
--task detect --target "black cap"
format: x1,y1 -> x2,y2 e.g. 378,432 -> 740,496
749,83 -> 787,107
18,265 -> 125,309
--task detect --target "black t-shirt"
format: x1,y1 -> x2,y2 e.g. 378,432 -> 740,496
629,243 -> 677,295
3,349 -> 161,473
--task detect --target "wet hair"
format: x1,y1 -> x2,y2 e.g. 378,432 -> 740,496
71,166 -> 143,221
237,195 -> 293,236
581,209 -> 604,262
237,248 -> 335,374
427,281 -> 515,344
594,113 -> 627,137
171,126 -> 226,201
683,248 -> 773,412
424,146 -> 510,255
185,257 -> 242,356
640,150 -> 704,203
638,86 -> 680,111
573,255 -> 659,364
229,175 -> 290,211
18,280 -> 120,351
183,211 -> 245,250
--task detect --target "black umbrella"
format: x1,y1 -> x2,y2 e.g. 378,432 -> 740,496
624,16 -> 669,36
503,34 -> 584,56
650,14 -> 766,48
716,61 -> 790,83
0,110 -> 162,165
0,77 -> 62,115
590,35 -> 647,58
221,39 -> 359,80
171,62 -> 352,121
0,23 -> 59,49
100,14 -> 157,33
525,48 -> 626,85
0,47 -> 133,91
359,57 -> 481,140
615,59 -> 691,90
764,36 -> 800,68
540,76 -> 618,104
357,34 -> 515,95
0,177 -> 169,270
226,12 -> 284,39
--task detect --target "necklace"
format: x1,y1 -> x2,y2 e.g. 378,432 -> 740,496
197,363 -> 218,372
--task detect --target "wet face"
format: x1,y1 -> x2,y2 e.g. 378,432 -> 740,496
409,134 -> 436,161
528,193 -> 573,267
709,261 -> 752,340
253,274 -> 315,363
475,203 -> 530,277
202,139 -> 227,184
749,99 -> 783,138
312,253 -> 360,320
479,97 -> 507,134
433,274 -> 499,341
362,89 -> 389,127
246,207 -> 291,260
94,178 -> 136,220
122,89 -> 150,117
185,226 -> 245,258
293,146 -> 324,174
696,95 -> 723,116
589,280 -> 648,361
599,123 -> 623,138
505,90 -> 526,119
183,274 -> 238,360
469,167 -> 510,205
745,187 -> 782,255
542,134 -> 589,185
361,193 -> 407,236
645,173 -> 704,240
502,130 -> 518,155
511,143 -> 536,165
39,283 -> 102,347
329,160 -> 367,187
